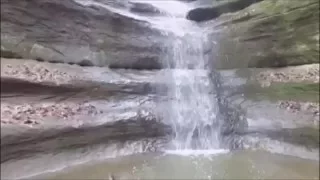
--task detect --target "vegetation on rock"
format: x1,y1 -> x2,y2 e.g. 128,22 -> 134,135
245,82 -> 319,103
210,0 -> 319,69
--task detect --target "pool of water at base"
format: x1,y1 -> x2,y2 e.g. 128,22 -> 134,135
35,150 -> 319,179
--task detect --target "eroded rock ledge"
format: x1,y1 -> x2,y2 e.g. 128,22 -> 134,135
1,57 -> 319,167
0,0 -> 168,69
0,57 -> 173,163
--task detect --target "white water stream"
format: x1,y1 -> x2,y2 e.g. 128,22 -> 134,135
75,0 -> 225,153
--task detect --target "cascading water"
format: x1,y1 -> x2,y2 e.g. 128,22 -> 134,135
163,34 -> 222,150
75,0 -> 226,152
142,1 -> 226,151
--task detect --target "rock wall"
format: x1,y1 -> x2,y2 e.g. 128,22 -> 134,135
0,0 -> 167,69
205,0 -> 319,69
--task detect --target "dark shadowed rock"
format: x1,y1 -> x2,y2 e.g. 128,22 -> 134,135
129,2 -> 162,15
186,0 -> 263,22
0,0 -> 167,69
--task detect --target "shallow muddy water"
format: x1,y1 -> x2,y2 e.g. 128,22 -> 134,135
36,150 -> 319,179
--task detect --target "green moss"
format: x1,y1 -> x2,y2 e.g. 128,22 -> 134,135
234,68 -> 253,78
245,82 -> 319,102
273,127 -> 319,148
215,0 -> 319,69
251,0 -> 320,67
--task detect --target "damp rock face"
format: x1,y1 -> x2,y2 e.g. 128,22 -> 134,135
0,0 -> 167,69
186,0 -> 263,22
203,0 -> 319,69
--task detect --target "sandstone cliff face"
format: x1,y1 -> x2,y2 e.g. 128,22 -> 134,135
205,0 -> 319,69
0,0 -> 167,69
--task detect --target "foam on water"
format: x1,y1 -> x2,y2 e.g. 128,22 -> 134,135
165,149 -> 229,156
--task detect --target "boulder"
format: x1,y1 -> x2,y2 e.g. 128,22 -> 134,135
0,0 -> 167,69
207,0 -> 319,69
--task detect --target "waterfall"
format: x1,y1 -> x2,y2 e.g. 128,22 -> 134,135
145,1 -> 228,151
75,0 -> 228,151
161,30 -> 224,150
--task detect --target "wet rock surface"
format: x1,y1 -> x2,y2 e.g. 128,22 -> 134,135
0,0 -> 167,69
186,0 -> 263,22
1,58 -> 318,146
1,113 -> 171,163
1,137 -> 170,180
204,0 -> 319,69
212,63 -> 319,158
129,2 -> 162,15
0,58 -> 173,165
222,65 -> 319,127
